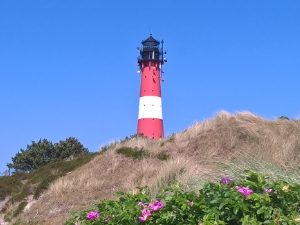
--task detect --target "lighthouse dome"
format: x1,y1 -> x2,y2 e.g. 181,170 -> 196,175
142,34 -> 160,47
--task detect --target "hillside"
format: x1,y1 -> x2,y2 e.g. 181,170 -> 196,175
3,111 -> 300,224
0,155 -> 96,224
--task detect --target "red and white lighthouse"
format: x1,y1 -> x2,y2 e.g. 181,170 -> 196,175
137,34 -> 167,139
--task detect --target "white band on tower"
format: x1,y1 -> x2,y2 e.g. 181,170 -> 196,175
138,96 -> 163,119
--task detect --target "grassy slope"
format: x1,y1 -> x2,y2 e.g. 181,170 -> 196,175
0,154 -> 96,224
9,112 -> 300,224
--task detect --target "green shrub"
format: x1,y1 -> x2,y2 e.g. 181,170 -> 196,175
116,147 -> 148,160
66,171 -> 300,225
9,137 -> 89,173
278,115 -> 290,120
156,152 -> 170,161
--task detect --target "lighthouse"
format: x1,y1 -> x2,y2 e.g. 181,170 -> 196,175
137,34 -> 167,139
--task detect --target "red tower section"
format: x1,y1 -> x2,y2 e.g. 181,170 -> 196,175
137,34 -> 167,139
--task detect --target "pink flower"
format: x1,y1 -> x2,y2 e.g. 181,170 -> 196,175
139,209 -> 152,222
86,211 -> 100,220
138,200 -> 164,222
149,200 -> 164,212
236,186 -> 254,197
220,177 -> 234,185
264,188 -> 273,193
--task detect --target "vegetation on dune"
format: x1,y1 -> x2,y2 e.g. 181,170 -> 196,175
3,112 -> 300,225
0,137 -> 94,223
8,137 -> 89,173
66,171 -> 300,225
116,146 -> 170,161
116,147 -> 149,160
1,154 -> 96,222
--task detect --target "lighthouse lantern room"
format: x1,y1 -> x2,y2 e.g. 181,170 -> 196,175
137,34 -> 167,139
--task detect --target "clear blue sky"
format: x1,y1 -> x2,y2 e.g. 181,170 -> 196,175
0,1 -> 299,172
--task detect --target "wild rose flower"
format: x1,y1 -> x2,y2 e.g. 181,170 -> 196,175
138,200 -> 164,222
220,177 -> 234,185
149,200 -> 164,212
139,208 -> 151,222
264,188 -> 273,193
86,211 -> 100,220
236,186 -> 254,197
138,201 -> 147,208
187,200 -> 193,206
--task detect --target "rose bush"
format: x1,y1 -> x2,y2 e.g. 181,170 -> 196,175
66,171 -> 300,225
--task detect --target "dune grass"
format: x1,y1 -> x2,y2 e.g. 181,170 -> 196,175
8,111 -> 300,225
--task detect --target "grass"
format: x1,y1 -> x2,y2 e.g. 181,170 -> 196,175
220,151 -> 300,184
30,153 -> 96,199
12,201 -> 27,218
0,174 -> 26,201
0,153 -> 96,222
116,147 -> 148,160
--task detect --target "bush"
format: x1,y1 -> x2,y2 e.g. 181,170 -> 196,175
10,139 -> 55,172
54,137 -> 89,159
278,115 -> 290,120
9,137 -> 89,172
66,171 -> 300,225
